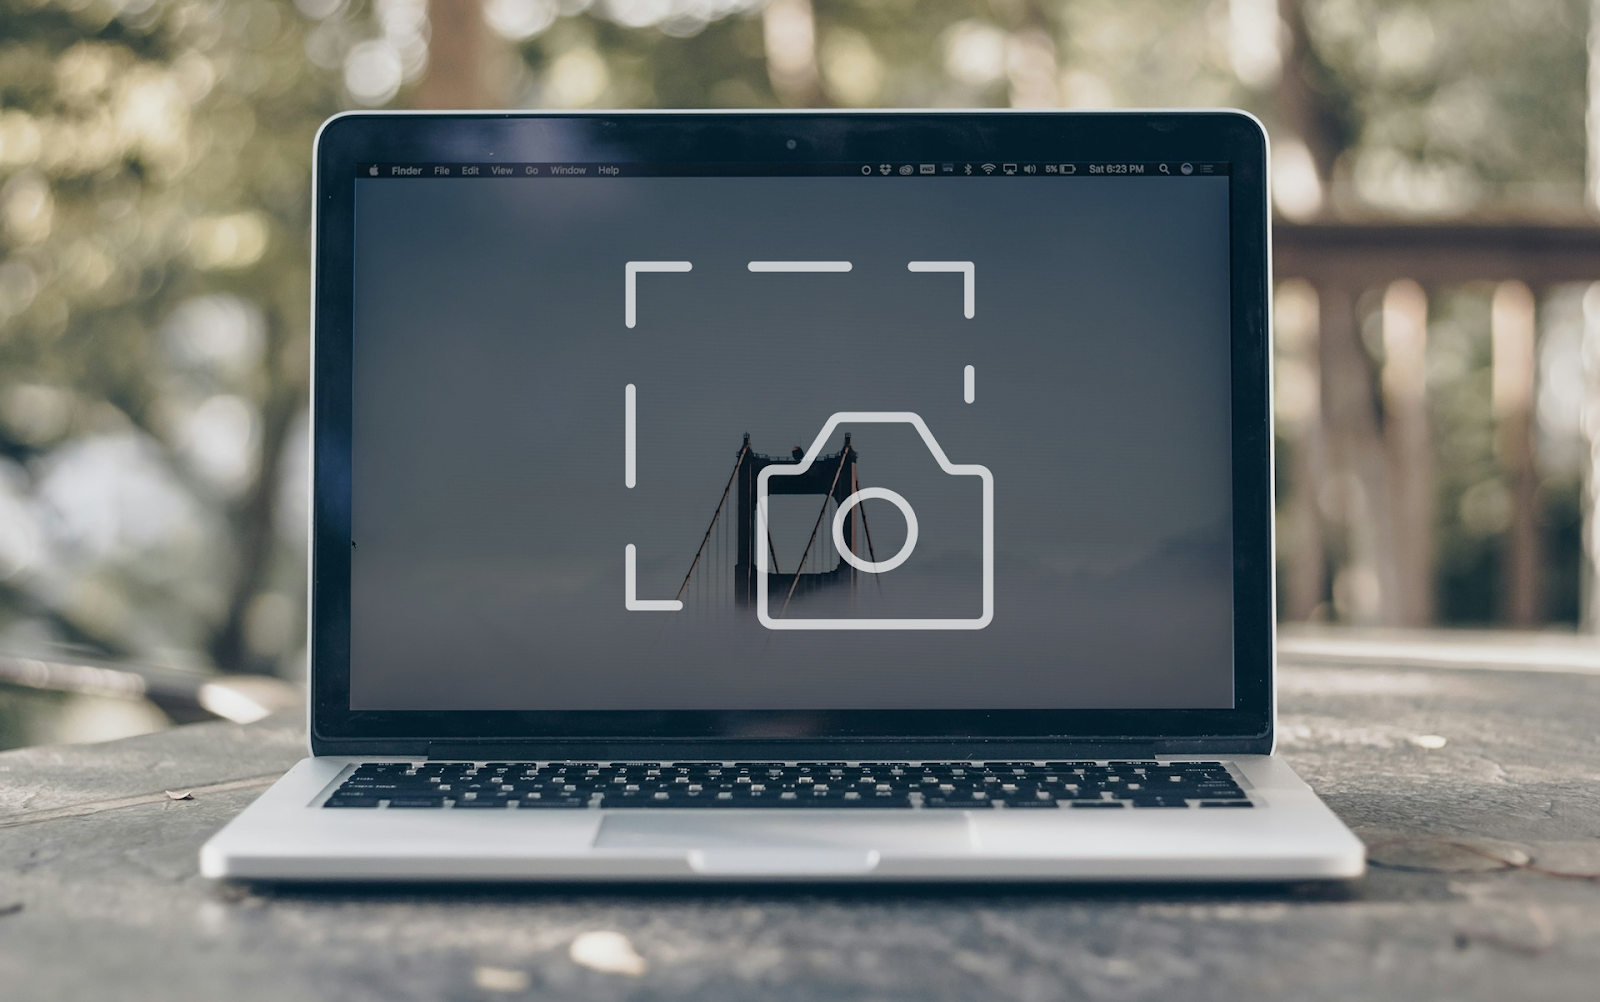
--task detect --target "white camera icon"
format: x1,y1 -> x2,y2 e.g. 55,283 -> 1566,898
756,412 -> 993,630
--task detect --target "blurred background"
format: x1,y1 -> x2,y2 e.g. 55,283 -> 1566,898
0,0 -> 1597,748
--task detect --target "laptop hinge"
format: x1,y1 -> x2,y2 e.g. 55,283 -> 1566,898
424,740 -> 1164,762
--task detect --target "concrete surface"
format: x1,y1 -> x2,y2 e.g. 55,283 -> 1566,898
1,654 -> 1597,1001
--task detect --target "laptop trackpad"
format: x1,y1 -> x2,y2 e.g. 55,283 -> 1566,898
595,813 -> 974,874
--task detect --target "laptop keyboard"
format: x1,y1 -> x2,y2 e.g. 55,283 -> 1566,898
323,761 -> 1252,810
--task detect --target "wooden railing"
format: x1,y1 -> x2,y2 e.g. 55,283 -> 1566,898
1271,220 -> 1600,629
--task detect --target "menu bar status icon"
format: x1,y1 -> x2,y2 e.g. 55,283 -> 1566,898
860,162 -> 958,177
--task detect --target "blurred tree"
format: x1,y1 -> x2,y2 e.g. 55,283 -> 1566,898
0,0 -> 347,676
0,0 -> 1593,743
415,0 -> 507,108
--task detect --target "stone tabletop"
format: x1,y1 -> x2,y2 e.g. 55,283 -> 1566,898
2,654 -> 1598,1001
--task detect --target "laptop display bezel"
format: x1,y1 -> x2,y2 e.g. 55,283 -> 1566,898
308,111 -> 1273,753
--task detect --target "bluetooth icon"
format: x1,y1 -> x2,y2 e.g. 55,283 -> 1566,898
963,163 -> 972,175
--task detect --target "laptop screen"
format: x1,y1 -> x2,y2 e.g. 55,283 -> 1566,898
345,155 -> 1236,714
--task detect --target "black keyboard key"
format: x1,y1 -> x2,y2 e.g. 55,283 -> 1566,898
453,798 -> 511,809
516,799 -> 589,809
1200,800 -> 1254,808
387,797 -> 447,808
324,796 -> 379,808
1130,797 -> 1190,808
1070,801 -> 1125,809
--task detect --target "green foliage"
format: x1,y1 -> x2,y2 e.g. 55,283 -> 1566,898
0,0 -> 343,676
1306,0 -> 1588,214
0,0 -> 1592,735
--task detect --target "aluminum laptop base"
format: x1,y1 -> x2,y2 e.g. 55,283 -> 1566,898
202,756 -> 1364,882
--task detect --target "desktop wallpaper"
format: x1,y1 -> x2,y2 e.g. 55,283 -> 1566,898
348,172 -> 1235,710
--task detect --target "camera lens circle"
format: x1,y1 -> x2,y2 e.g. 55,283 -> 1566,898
833,488 -> 918,574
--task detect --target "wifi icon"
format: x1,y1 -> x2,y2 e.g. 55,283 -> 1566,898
981,163 -> 996,174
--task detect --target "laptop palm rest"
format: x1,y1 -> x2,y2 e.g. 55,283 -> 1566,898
594,814 -> 975,874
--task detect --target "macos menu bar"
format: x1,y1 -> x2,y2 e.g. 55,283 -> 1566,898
356,161 -> 1232,179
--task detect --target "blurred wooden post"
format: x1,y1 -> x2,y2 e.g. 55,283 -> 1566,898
1582,284 -> 1600,630
763,0 -> 824,107
1381,279 -> 1434,625
1009,2 -> 1061,108
1588,0 -> 1600,213
1586,1 -> 1600,629
1492,281 -> 1542,627
1319,285 -> 1400,624
1282,423 -> 1328,620
1276,0 -> 1343,621
1278,0 -> 1344,188
415,0 -> 501,109
1276,280 -> 1327,621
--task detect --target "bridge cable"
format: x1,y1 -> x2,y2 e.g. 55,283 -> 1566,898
778,446 -> 852,618
851,469 -> 883,593
675,442 -> 749,602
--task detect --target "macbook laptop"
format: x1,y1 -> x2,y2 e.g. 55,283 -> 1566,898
201,110 -> 1364,882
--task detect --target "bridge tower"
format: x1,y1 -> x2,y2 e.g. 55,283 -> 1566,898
735,434 -> 857,605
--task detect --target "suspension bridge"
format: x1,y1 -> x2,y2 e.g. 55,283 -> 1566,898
673,433 -> 882,618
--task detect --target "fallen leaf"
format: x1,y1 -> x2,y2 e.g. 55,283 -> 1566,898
165,790 -> 194,801
569,930 -> 648,977
472,966 -> 529,993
